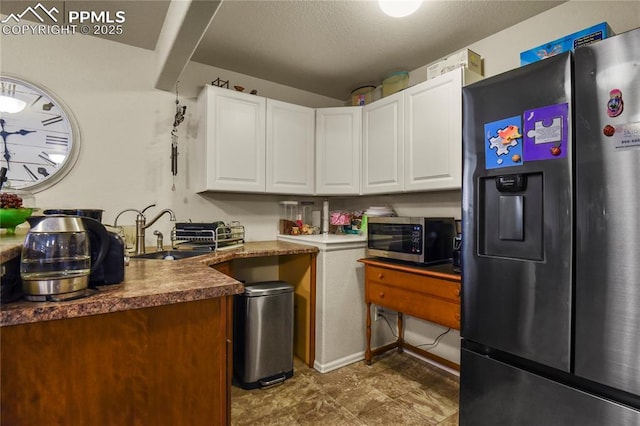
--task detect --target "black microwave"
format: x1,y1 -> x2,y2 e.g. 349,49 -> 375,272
366,217 -> 456,265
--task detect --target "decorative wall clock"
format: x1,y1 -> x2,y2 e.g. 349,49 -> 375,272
0,75 -> 80,192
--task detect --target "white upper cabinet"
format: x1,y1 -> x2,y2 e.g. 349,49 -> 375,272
403,67 -> 463,192
194,69 -> 477,196
315,107 -> 362,195
266,99 -> 315,194
362,91 -> 404,194
194,86 -> 266,192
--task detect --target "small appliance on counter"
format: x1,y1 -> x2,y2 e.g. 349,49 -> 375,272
90,227 -> 125,286
40,209 -> 125,287
366,216 -> 456,265
20,215 -> 109,302
171,221 -> 245,251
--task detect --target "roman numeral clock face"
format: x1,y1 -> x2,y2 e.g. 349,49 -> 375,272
0,76 -> 80,191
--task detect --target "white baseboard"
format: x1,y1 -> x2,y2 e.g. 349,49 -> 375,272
403,347 -> 460,377
312,348 -> 459,377
313,351 -> 365,373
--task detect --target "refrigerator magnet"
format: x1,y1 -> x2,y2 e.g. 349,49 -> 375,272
607,89 -> 624,117
608,122 -> 640,151
523,103 -> 569,161
485,116 -> 524,169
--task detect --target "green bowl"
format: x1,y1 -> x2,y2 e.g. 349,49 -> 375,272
0,208 -> 33,235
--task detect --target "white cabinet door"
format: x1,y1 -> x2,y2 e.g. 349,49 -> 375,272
266,99 -> 315,194
404,68 -> 463,191
315,107 -> 362,195
195,86 -> 266,192
362,91 -> 404,194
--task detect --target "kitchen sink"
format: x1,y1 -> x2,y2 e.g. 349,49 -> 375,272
130,250 -> 210,260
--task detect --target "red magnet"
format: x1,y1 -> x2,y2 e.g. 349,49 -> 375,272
607,89 -> 623,117
603,125 -> 615,137
550,146 -> 561,156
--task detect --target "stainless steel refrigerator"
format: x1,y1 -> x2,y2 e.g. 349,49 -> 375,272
460,28 -> 640,425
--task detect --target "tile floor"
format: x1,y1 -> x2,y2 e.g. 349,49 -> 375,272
231,351 -> 460,425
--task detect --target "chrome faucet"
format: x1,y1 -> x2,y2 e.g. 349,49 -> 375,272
136,207 -> 176,255
115,204 -> 176,255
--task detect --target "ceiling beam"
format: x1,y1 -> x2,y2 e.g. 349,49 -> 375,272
155,0 -> 222,91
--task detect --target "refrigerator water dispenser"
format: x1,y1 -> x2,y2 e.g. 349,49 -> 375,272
479,172 -> 543,260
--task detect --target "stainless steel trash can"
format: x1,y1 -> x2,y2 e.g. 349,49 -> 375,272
233,281 -> 294,389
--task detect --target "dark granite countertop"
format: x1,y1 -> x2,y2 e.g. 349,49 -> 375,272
0,239 -> 318,327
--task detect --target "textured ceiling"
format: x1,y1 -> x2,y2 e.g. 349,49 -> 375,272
1,0 -> 565,100
193,0 -> 565,100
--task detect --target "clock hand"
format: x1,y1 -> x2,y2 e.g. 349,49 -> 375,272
0,119 -> 11,169
23,165 -> 38,181
0,118 -> 37,170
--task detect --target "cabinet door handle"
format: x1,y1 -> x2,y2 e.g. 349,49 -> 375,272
379,292 -> 385,298
455,288 -> 461,297
454,313 -> 461,321
378,273 -> 384,280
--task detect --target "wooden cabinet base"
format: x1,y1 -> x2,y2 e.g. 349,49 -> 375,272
1,297 -> 232,425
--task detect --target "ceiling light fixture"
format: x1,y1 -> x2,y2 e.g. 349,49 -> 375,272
378,0 -> 422,18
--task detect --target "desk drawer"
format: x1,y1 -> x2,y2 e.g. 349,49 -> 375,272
366,265 -> 460,302
367,281 -> 460,329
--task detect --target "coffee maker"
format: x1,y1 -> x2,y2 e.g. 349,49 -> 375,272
89,229 -> 125,286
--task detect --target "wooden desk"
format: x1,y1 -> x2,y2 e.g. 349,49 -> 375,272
358,258 -> 461,370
